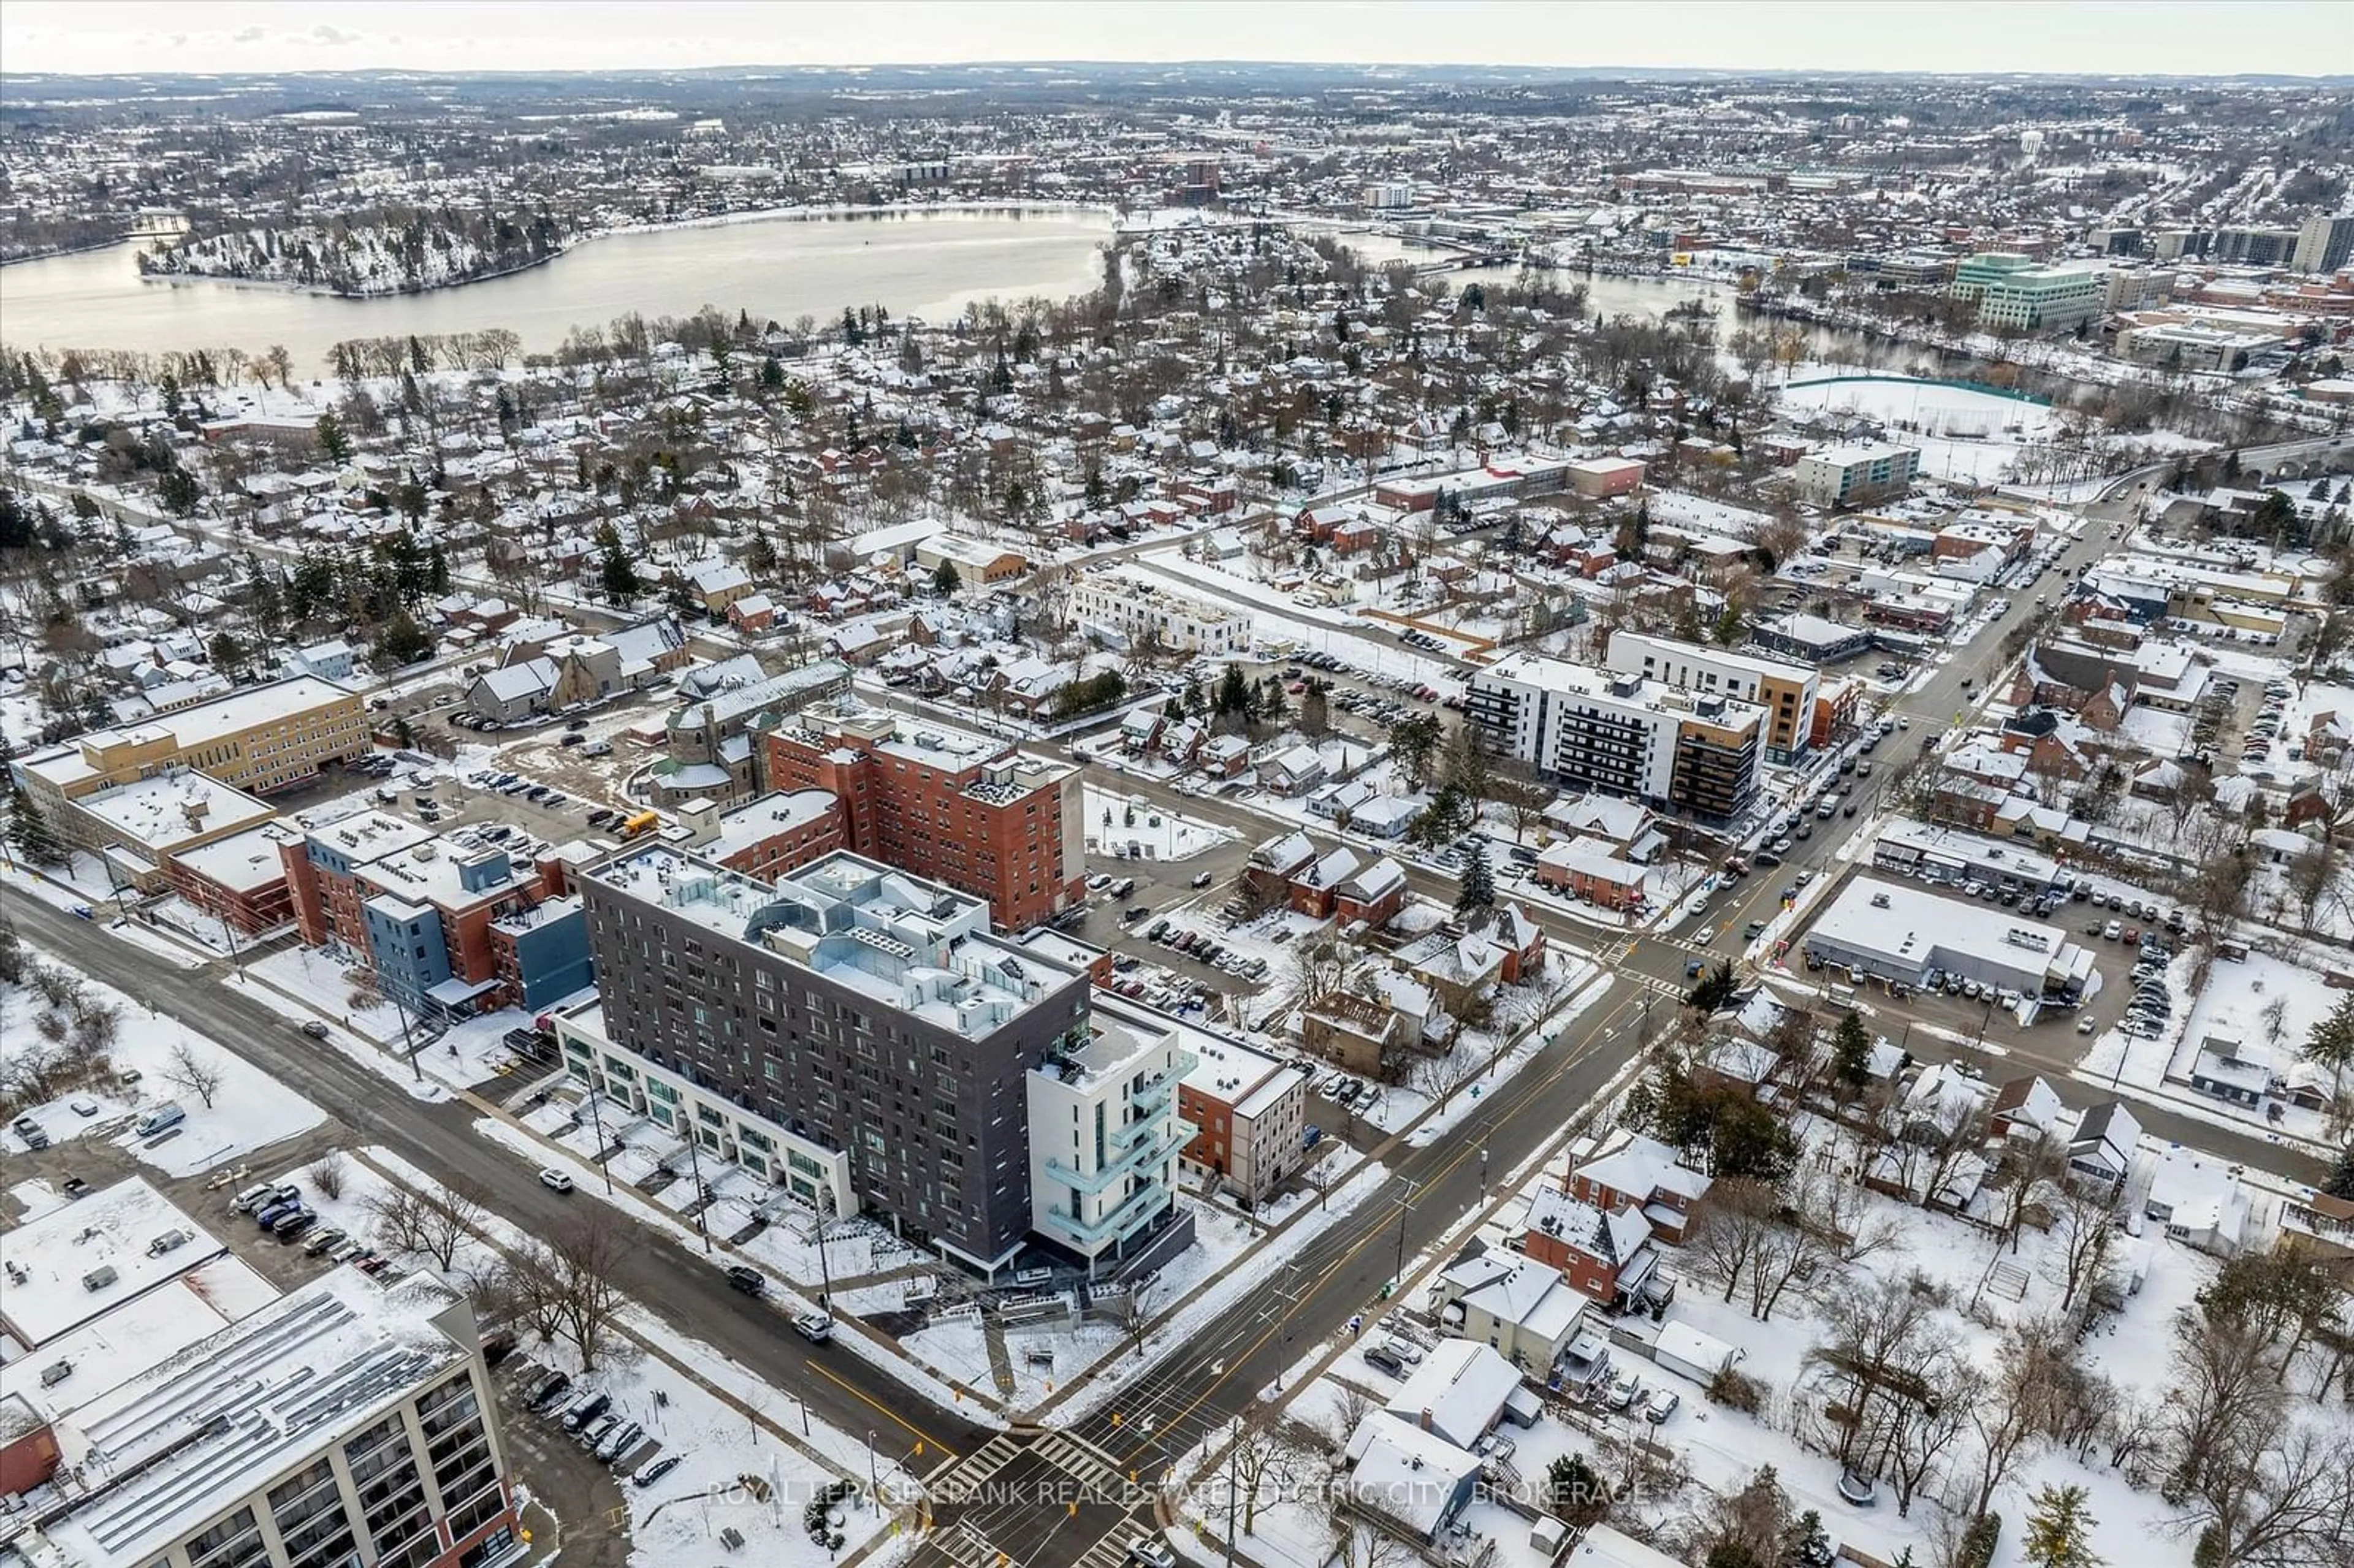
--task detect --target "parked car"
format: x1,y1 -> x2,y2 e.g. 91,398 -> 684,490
596,1420 -> 644,1463
560,1391 -> 611,1433
792,1312 -> 835,1344
635,1453 -> 685,1488
1606,1371 -> 1642,1411
539,1168 -> 574,1193
1363,1345 -> 1407,1378
724,1264 -> 766,1296
1645,1390 -> 1682,1425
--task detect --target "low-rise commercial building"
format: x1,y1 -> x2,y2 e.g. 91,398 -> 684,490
1802,876 -> 2095,1001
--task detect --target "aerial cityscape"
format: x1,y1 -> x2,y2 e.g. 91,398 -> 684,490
4,6 -> 2354,1568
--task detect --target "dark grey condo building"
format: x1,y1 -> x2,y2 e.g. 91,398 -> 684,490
566,846 -> 1104,1274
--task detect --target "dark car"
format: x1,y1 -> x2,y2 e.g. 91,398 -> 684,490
725,1264 -> 766,1297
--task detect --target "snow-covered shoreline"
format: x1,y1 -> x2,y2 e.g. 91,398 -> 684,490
135,198 -> 1116,301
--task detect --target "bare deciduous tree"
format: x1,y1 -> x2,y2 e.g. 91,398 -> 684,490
503,1211 -> 632,1373
162,1040 -> 224,1109
364,1177 -> 489,1273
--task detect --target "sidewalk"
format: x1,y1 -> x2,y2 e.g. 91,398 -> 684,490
1029,969 -> 1616,1422
347,1146 -> 864,1490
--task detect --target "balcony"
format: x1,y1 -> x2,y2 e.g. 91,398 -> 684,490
1036,1182 -> 1171,1250
1122,1048 -> 1197,1116
1040,1122 -> 1186,1193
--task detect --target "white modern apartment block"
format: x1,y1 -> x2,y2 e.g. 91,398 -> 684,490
1026,1001 -> 1195,1271
1604,631 -> 1821,764
1467,655 -> 1764,820
1070,565 -> 1247,656
1793,442 -> 1921,509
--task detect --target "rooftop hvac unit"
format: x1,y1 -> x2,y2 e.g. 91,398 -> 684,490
82,1266 -> 119,1293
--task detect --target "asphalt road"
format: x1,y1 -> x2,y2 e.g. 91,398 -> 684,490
2,890 -> 996,1468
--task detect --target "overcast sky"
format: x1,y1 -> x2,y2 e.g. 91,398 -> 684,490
0,1 -> 2337,80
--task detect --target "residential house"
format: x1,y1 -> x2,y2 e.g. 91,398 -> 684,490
1429,1249 -> 1590,1371
1522,1184 -> 1657,1309
1570,1134 -> 1713,1244
1534,836 -> 1649,911
2065,1101 -> 2143,1190
1381,1339 -> 1533,1449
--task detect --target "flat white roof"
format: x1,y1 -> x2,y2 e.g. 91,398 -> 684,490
36,1271 -> 470,1567
72,769 -> 276,852
0,1254 -> 277,1414
0,1181 -> 227,1349
1809,876 -> 2066,974
172,821 -> 295,894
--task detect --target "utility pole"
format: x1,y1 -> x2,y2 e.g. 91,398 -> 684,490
584,1084 -> 616,1195
1270,1263 -> 1305,1393
1390,1176 -> 1418,1292
1222,1415 -> 1243,1568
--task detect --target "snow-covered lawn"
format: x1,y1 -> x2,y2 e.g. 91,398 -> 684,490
1189,1113 -> 2273,1568
1083,785 -> 1235,862
1,942 -> 326,1174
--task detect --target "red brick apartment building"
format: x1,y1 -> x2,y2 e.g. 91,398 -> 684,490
765,704 -> 1083,931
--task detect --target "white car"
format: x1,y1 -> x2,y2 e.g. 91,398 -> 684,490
538,1168 -> 575,1193
1127,1537 -> 1178,1568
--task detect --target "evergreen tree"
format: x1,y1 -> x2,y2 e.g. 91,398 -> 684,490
2321,1140 -> 2354,1201
1214,663 -> 1251,718
1455,837 -> 1496,916
316,411 -> 352,463
2021,1483 -> 2101,1568
1781,1509 -> 1834,1567
1834,1010 -> 1872,1086
593,522 -> 639,605
6,785 -> 66,866
371,610 -> 435,666
1544,1452 -> 1610,1528
157,465 -> 201,516
427,542 -> 450,595
933,557 -> 962,596
2304,992 -> 2354,1097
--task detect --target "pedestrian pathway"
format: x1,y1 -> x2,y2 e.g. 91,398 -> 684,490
981,1317 -> 1018,1399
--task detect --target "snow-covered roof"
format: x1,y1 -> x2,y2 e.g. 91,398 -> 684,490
1380,1338 -> 1520,1450
0,1180 -> 232,1350
1343,1411 -> 1480,1538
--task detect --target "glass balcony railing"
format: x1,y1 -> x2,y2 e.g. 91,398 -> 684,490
1037,1183 -> 1169,1249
